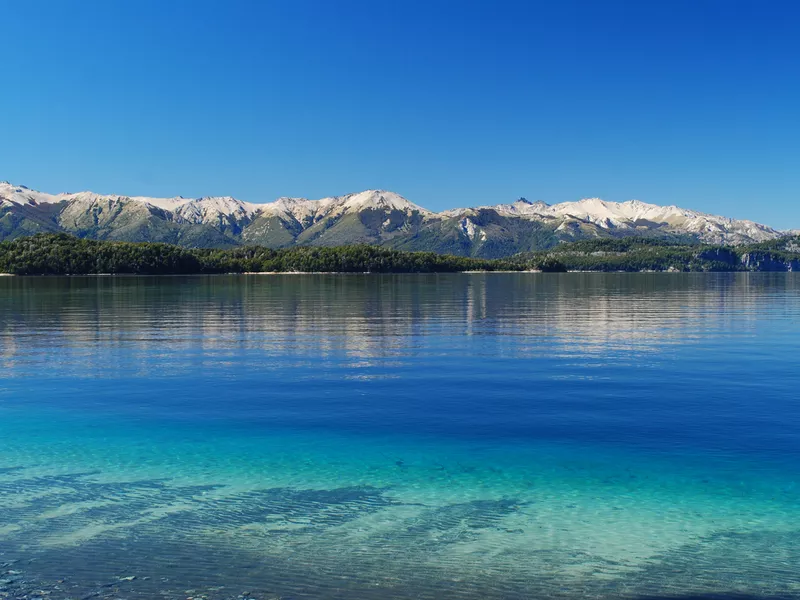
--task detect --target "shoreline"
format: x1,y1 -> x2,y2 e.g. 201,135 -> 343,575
5,233 -> 799,277
0,270 -> 543,277
0,270 -> 790,277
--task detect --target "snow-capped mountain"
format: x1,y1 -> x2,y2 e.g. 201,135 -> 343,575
0,181 -> 785,257
262,190 -> 430,223
474,197 -> 779,245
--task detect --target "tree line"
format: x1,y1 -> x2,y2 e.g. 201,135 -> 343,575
520,236 -> 800,272
0,234 -> 566,275
3,233 -> 798,275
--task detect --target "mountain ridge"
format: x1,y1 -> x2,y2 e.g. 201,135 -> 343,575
0,181 -> 786,257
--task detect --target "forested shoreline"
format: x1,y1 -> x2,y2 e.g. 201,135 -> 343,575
0,233 -> 552,275
527,237 -> 800,272
1,233 -> 799,275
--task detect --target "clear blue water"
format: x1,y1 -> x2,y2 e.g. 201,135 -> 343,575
0,273 -> 799,599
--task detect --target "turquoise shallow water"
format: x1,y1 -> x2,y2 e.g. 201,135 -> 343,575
0,273 -> 799,599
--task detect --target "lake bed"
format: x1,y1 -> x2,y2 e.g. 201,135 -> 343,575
1,273 -> 798,599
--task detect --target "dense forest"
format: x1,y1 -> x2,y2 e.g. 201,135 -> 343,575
0,233 -> 559,275
1,233 -> 799,275
520,236 -> 800,272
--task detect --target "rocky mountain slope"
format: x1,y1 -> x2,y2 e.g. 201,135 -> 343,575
0,181 -> 784,257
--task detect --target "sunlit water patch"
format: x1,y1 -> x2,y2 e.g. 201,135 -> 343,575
1,273 -> 799,599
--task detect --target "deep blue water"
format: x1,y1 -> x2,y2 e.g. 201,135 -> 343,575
0,273 -> 799,599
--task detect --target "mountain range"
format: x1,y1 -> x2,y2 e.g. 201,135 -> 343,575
0,181 -> 785,258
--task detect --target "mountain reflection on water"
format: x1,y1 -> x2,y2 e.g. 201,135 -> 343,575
2,273 -> 796,369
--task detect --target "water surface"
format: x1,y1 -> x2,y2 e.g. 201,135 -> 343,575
1,273 -> 799,599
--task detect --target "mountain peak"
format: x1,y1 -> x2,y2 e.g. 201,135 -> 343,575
0,180 -> 785,249
340,190 -> 431,214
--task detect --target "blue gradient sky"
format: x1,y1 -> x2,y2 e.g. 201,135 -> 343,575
2,0 -> 799,227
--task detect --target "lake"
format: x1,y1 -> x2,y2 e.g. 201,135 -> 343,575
0,273 -> 798,599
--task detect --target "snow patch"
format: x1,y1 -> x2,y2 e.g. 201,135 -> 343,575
260,190 -> 430,224
460,217 -> 480,240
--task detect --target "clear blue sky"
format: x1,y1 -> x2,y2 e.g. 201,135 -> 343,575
3,0 -> 799,227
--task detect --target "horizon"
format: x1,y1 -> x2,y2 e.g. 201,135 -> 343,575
0,178 -> 786,228
3,1 -> 800,228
